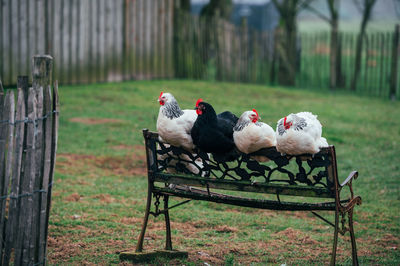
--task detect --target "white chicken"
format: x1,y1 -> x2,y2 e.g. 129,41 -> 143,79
157,92 -> 197,151
276,112 -> 329,155
233,109 -> 276,154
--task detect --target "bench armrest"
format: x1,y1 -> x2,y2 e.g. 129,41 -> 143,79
340,171 -> 358,188
338,171 -> 361,211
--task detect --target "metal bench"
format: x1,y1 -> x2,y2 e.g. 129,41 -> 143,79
120,129 -> 362,265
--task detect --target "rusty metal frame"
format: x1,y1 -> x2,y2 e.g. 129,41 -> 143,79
330,147 -> 362,266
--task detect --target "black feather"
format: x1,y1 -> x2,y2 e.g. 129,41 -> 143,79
217,111 -> 239,125
191,102 -> 238,155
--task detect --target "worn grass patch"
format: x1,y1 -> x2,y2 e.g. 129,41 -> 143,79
47,80 -> 400,265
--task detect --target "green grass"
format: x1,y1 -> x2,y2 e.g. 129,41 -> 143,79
48,79 -> 400,265
299,19 -> 399,33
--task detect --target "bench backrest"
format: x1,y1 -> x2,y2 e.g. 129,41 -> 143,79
143,129 -> 339,199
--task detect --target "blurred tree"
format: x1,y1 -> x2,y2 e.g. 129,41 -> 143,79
200,0 -> 233,20
199,0 -> 233,81
173,0 -> 191,78
178,0 -> 191,12
351,0 -> 377,91
394,0 -> 400,18
305,0 -> 343,89
271,0 -> 313,86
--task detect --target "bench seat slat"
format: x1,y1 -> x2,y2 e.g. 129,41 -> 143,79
152,172 -> 335,198
153,186 -> 346,211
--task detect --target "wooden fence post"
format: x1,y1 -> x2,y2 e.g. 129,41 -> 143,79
0,89 -> 15,265
17,75 -> 30,105
32,55 -> 53,92
32,55 -> 55,264
0,1 -> 3,81
122,0 -> 129,80
3,88 -> 26,266
390,24 -> 399,100
0,80 -> 4,117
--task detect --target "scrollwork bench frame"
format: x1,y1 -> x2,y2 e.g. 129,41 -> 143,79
121,129 -> 361,265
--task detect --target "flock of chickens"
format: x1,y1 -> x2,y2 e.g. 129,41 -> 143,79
156,92 -> 329,161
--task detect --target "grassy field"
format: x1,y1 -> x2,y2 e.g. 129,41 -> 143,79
48,80 -> 400,265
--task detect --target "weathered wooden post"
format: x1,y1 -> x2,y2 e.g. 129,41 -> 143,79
0,81 -> 4,118
17,76 -> 30,105
390,24 -> 399,100
0,81 -> 15,264
32,55 -> 56,264
32,55 -> 53,92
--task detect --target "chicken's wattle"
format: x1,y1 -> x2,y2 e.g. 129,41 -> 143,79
252,109 -> 259,123
284,116 -> 292,129
195,98 -> 204,115
158,91 -> 165,105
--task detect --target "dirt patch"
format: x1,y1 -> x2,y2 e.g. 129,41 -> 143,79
359,233 -> 400,253
215,225 -> 238,233
47,236 -> 87,263
47,225 -> 128,265
110,144 -> 135,150
64,193 -> 81,202
91,194 -> 116,203
57,151 -> 147,177
274,227 -> 319,245
69,117 -> 125,125
119,216 -> 143,225
94,153 -> 147,176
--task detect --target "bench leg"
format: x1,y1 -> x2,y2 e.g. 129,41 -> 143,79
330,210 -> 339,266
348,209 -> 359,266
163,195 -> 173,250
135,187 -> 153,252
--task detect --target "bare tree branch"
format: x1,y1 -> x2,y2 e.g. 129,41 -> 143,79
302,2 -> 331,24
352,0 -> 364,14
297,0 -> 316,12
271,0 -> 285,15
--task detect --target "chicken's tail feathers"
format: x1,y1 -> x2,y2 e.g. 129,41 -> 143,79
317,137 -> 329,148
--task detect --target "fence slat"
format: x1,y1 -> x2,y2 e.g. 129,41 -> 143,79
3,88 -> 26,266
0,0 -> 3,80
43,80 -> 59,262
15,88 -> 37,265
0,90 -> 15,264
38,84 -> 53,264
75,0 -> 81,83
58,0 -> 64,83
0,80 -> 4,114
30,86 -> 43,263
390,24 -> 399,100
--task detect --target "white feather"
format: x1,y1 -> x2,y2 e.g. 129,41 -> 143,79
233,111 -> 276,154
156,93 -> 197,151
276,112 -> 328,155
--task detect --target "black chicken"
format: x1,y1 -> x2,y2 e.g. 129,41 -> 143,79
191,99 -> 239,161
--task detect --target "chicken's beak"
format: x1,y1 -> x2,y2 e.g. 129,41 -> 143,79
258,116 -> 262,121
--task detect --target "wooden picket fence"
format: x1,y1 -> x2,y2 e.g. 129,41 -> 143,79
174,11 -> 399,98
297,29 -> 400,97
0,0 -> 175,85
0,55 -> 59,265
0,0 -> 398,99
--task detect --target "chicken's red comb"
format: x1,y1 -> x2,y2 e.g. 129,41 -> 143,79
196,98 -> 203,107
252,109 -> 259,117
159,91 -> 163,98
